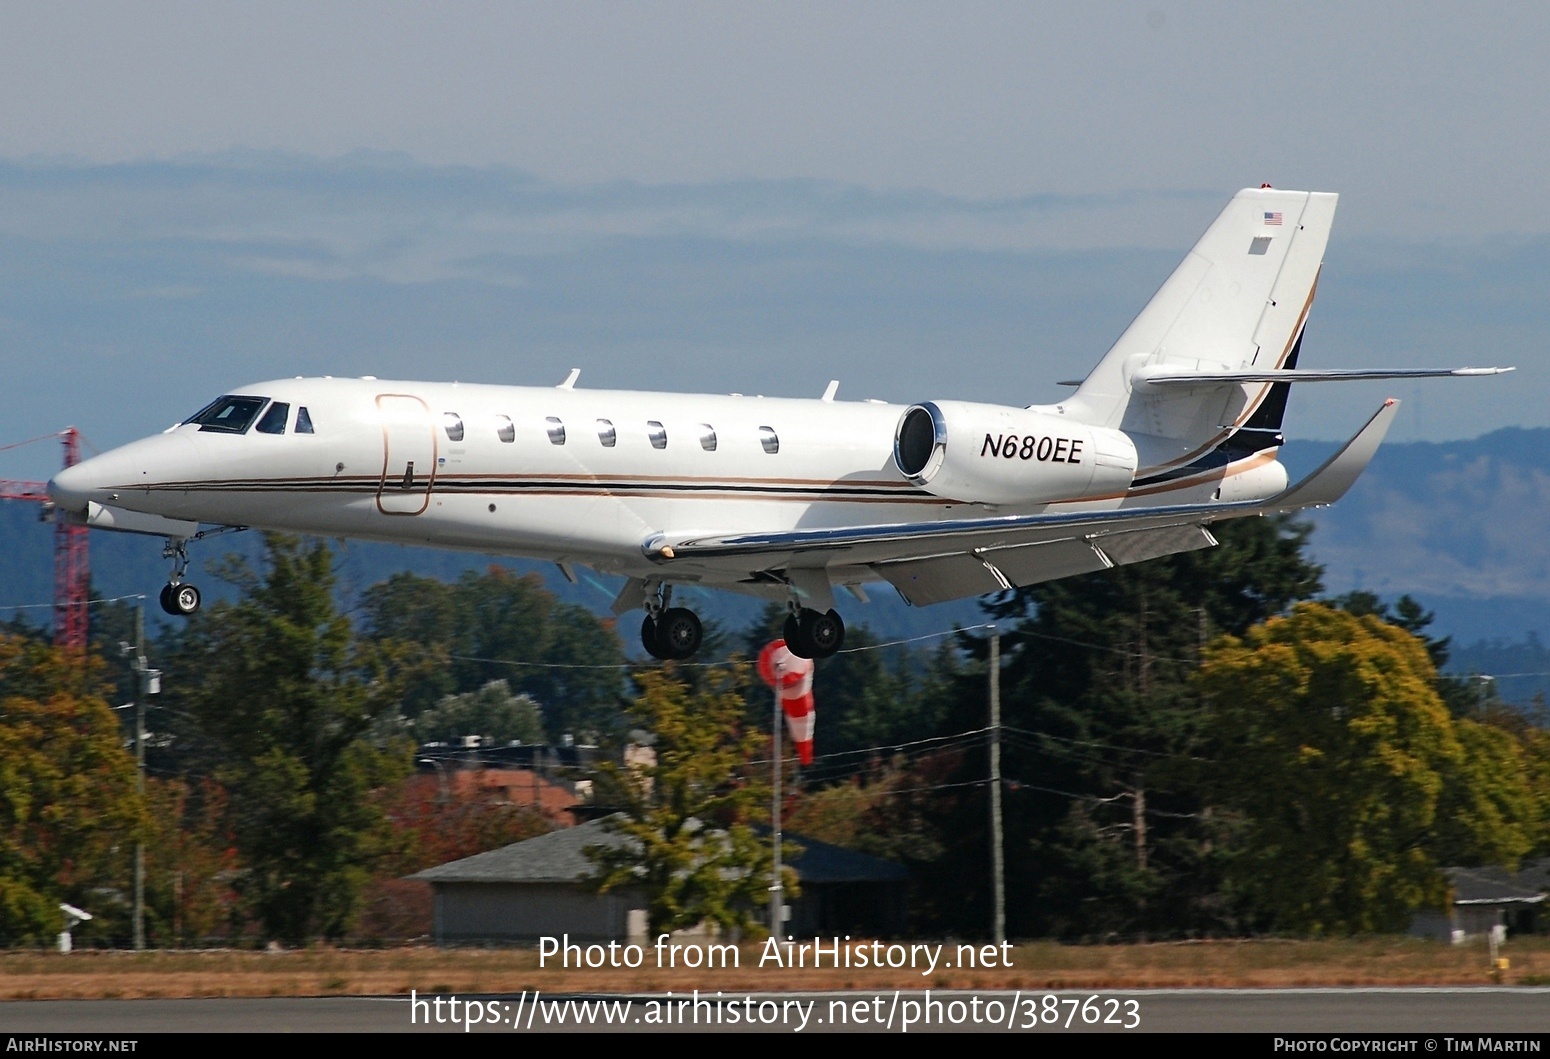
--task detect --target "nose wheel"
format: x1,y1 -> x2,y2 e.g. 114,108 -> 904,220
159,537 -> 202,616
159,582 -> 202,616
783,607 -> 845,659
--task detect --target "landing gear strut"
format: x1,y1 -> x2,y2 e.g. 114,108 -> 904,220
159,538 -> 201,617
638,582 -> 704,660
783,606 -> 845,660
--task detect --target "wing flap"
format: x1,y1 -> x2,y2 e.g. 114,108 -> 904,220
874,553 -> 1010,607
982,537 -> 1112,587
1094,523 -> 1219,565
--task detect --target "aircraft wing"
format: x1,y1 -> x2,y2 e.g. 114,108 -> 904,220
647,400 -> 1398,606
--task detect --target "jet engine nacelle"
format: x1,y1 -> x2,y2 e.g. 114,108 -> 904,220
894,400 -> 1138,505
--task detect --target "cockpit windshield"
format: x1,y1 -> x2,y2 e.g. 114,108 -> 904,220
184,395 -> 269,434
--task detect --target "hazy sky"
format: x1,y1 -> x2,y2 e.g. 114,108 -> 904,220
0,2 -> 1546,477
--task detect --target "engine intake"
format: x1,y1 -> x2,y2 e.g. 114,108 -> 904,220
893,400 -> 1138,506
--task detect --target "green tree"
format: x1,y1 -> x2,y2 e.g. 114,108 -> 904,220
1196,602 -> 1461,933
164,535 -> 411,942
1431,718 -> 1540,869
414,679 -> 546,746
927,514 -> 1324,938
0,637 -> 145,945
587,667 -> 786,935
361,567 -> 625,739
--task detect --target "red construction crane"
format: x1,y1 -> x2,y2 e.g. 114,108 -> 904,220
0,428 -> 90,651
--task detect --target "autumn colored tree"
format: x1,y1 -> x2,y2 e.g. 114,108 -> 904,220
1196,603 -> 1471,933
141,778 -> 239,945
0,636 -> 145,945
588,667 -> 787,935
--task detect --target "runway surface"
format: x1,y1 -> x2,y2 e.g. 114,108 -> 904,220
2,988 -> 1548,1034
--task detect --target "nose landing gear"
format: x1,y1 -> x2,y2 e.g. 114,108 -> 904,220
159,538 -> 201,616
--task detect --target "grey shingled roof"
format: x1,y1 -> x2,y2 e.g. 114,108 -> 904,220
1445,864 -> 1548,906
411,818 -> 631,884
411,817 -> 907,885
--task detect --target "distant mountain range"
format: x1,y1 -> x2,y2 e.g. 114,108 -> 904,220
2,427 -> 1546,699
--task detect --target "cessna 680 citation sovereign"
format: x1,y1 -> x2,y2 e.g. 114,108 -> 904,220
47,188 -> 1510,659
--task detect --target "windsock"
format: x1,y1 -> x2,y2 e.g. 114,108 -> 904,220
757,639 -> 816,766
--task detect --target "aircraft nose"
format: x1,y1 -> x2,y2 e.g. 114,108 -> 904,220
48,459 -> 100,513
48,433 -> 197,514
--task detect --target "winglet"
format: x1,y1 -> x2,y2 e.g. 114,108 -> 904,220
1265,399 -> 1400,511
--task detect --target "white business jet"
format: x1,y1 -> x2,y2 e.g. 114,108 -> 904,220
48,188 -> 1509,660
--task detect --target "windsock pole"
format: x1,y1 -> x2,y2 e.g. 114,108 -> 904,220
770,681 -> 783,938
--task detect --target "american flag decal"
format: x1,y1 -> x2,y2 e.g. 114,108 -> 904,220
1264,211 -> 1283,226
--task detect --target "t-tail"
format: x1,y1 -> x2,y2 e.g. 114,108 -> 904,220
1060,187 -> 1511,484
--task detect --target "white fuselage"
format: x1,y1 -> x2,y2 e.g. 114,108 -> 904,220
49,375 -> 1290,599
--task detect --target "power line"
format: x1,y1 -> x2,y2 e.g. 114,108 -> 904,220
0,592 -> 146,613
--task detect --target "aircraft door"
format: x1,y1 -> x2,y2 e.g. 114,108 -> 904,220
376,394 -> 437,515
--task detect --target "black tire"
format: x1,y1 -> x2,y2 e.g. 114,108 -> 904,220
656,607 -> 703,660
640,616 -> 673,660
799,608 -> 845,659
169,583 -> 201,616
158,583 -> 178,615
783,613 -> 812,658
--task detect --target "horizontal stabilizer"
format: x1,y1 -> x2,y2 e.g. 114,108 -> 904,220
1133,365 -> 1512,390
1263,399 -> 1399,511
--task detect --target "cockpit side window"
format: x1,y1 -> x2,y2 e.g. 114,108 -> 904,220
185,395 -> 268,435
295,407 -> 315,434
255,401 -> 290,435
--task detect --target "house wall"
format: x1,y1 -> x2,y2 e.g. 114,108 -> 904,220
432,882 -> 648,942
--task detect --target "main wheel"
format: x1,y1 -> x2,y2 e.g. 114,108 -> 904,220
640,616 -> 673,660
655,607 -> 703,660
158,583 -> 177,615
168,583 -> 201,616
799,608 -> 845,659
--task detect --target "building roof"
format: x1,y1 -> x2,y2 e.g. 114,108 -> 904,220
411,817 -> 908,886
411,818 -> 630,885
1445,863 -> 1548,906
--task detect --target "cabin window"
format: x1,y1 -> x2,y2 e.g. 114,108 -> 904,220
255,401 -> 290,435
443,413 -> 464,442
546,417 -> 567,445
185,395 -> 268,434
596,419 -> 616,447
698,424 -> 717,452
495,415 -> 515,443
760,426 -> 779,454
295,407 -> 315,434
648,421 -> 667,450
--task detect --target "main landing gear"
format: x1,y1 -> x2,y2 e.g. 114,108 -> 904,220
159,538 -> 201,616
783,605 -> 846,660
639,583 -> 703,661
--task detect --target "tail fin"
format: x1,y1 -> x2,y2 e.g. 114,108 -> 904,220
1064,188 -> 1337,468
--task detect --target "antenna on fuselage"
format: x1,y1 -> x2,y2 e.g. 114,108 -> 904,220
558,368 -> 581,389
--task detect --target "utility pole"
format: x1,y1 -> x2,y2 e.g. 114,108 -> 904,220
131,601 -> 145,952
769,678 -> 784,938
989,627 -> 1004,946
126,600 -> 159,952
